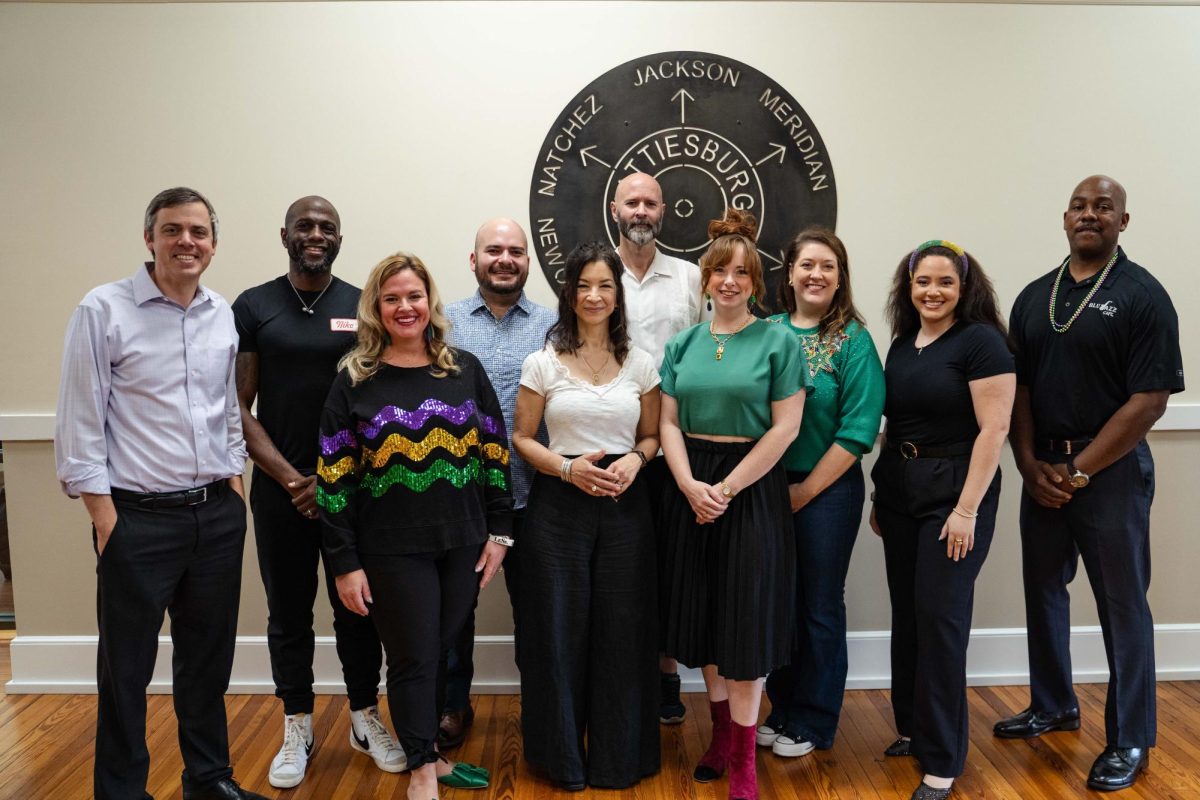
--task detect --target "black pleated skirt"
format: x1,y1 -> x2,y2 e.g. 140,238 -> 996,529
660,438 -> 796,681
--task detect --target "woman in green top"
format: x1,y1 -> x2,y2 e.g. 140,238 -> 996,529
658,209 -> 810,800
758,228 -> 885,758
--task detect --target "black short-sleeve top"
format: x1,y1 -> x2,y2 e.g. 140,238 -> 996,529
1009,248 -> 1184,439
883,321 -> 1014,446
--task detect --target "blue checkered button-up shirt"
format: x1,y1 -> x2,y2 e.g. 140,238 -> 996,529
445,290 -> 556,509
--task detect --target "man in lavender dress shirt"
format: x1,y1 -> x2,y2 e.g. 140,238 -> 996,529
55,188 -> 267,800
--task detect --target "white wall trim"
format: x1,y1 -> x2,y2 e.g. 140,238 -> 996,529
8,624 -> 1199,695
5,404 -> 1199,442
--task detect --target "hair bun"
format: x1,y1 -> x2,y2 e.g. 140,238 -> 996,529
707,208 -> 758,242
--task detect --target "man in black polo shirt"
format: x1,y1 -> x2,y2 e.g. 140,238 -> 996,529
995,176 -> 1184,792
233,196 -> 403,789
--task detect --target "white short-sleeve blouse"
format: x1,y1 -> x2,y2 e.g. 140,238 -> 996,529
520,344 -> 660,455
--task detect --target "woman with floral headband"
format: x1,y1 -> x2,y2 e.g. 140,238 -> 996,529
870,240 -> 1014,800
317,252 -> 510,800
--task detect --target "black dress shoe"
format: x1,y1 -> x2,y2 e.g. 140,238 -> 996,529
909,781 -> 951,800
182,778 -> 270,800
992,707 -> 1080,739
437,705 -> 475,749
884,736 -> 913,757
1087,746 -> 1148,792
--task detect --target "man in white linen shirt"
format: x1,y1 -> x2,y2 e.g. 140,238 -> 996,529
610,171 -> 708,724
55,187 -> 266,800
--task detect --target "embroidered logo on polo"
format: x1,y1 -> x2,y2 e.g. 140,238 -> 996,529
1088,300 -> 1118,318
529,51 -> 837,301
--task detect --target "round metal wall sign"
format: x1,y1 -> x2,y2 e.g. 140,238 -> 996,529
529,51 -> 837,299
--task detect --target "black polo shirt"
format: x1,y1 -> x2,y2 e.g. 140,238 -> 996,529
232,275 -> 360,471
1009,247 -> 1184,440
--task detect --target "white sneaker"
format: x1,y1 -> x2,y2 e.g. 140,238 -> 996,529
269,713 -> 314,788
350,706 -> 407,773
772,732 -> 816,758
756,723 -> 783,747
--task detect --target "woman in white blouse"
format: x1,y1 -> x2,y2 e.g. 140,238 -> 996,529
512,241 -> 662,792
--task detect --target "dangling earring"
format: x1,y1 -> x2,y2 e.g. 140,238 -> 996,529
705,293 -> 712,312
749,294 -> 757,307
424,325 -> 433,343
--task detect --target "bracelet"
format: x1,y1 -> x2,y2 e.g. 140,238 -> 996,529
559,457 -> 574,483
633,449 -> 648,466
488,534 -> 515,547
952,505 -> 978,519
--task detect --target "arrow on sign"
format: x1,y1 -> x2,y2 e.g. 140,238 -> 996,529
672,89 -> 695,125
755,143 -> 787,167
759,249 -> 786,271
579,146 -> 613,169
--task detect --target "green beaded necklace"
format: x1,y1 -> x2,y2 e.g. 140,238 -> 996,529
1048,249 -> 1119,334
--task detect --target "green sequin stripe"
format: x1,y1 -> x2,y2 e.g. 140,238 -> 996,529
316,484 -> 348,514
485,468 -> 509,491
360,457 -> 508,497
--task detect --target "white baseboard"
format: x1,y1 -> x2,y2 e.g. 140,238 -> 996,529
7,625 -> 1199,695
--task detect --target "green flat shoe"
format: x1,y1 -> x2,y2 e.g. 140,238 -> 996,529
437,762 -> 490,789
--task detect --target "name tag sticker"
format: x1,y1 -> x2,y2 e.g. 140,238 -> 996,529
330,318 -> 358,332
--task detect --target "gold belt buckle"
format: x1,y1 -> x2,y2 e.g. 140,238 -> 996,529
900,441 -> 919,460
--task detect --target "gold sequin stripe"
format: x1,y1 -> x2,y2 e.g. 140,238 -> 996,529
316,430 -> 510,484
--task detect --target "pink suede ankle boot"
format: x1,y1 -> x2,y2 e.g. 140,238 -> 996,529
728,722 -> 758,800
693,699 -> 732,782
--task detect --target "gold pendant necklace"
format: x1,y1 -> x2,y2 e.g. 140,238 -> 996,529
579,349 -> 611,384
709,315 -> 755,361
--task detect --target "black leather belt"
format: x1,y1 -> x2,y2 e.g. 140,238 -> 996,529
1044,437 -> 1093,455
111,479 -> 226,509
885,440 -> 973,460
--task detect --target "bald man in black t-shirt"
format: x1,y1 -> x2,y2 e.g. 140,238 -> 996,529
233,197 -> 403,789
997,176 -> 1184,793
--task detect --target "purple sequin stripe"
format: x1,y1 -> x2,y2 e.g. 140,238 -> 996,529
320,428 -> 359,457
357,399 -> 500,440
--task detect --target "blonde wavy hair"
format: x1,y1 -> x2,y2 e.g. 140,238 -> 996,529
339,252 -> 459,385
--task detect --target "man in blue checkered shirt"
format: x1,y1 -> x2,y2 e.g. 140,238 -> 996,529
439,218 -> 556,748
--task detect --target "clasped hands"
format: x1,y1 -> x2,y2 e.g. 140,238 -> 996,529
1023,460 -> 1078,509
568,450 -> 642,499
683,478 -> 729,525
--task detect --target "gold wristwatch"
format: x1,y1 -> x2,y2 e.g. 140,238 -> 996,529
1067,460 -> 1090,489
719,480 -> 736,498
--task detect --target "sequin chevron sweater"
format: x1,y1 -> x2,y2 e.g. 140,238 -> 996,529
317,351 -> 514,575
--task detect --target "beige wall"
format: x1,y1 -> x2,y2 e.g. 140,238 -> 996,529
2,1 -> 1198,641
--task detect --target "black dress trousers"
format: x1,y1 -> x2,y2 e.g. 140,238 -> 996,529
94,485 -> 246,800
1018,441 -> 1157,748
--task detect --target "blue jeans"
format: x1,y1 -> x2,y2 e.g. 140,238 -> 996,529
764,463 -> 864,749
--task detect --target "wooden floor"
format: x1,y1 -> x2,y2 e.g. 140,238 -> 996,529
2,637 -> 1198,799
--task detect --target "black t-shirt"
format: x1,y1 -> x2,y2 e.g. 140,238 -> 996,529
883,321 -> 1014,446
232,275 -> 360,471
1009,248 -> 1185,439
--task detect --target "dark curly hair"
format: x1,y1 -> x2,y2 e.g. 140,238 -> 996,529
884,244 -> 1007,340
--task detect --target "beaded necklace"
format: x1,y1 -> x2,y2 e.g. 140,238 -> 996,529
1048,250 -> 1118,334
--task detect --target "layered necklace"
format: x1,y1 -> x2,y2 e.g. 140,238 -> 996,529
288,274 -> 333,316
709,315 -> 755,361
1048,250 -> 1118,334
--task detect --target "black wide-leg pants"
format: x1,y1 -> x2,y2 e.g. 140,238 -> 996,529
874,451 -> 999,779
518,468 -> 660,789
1019,442 -> 1157,748
251,472 -> 383,714
94,485 -> 245,800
